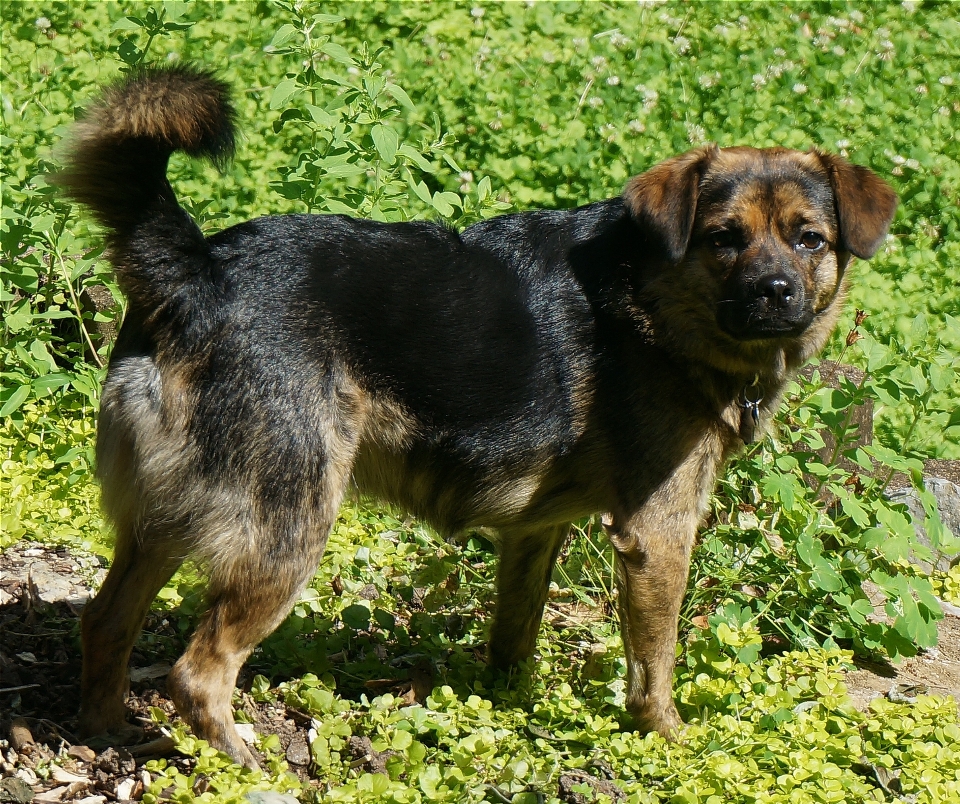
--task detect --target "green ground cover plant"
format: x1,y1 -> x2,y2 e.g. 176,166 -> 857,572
2,2 -> 959,802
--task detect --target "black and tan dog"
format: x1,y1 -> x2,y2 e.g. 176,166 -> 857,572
56,66 -> 897,767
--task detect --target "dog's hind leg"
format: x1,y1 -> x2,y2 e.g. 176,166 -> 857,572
79,520 -> 185,741
165,474 -> 350,768
488,524 -> 569,668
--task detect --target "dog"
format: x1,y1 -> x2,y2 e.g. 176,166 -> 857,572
55,65 -> 897,768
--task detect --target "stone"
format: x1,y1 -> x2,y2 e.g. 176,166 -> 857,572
886,475 -> 960,573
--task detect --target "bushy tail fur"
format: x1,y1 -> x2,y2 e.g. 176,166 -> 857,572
54,65 -> 235,305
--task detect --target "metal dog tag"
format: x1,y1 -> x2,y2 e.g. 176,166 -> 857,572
738,379 -> 763,444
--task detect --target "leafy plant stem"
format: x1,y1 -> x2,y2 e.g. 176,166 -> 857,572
47,234 -> 104,370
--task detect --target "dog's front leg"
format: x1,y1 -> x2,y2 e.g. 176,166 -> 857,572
605,497 -> 701,738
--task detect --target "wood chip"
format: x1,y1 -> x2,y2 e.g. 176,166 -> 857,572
67,745 -> 97,763
9,718 -> 35,751
51,766 -> 90,784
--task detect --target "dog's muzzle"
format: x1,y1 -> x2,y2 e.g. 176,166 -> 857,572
717,269 -> 813,339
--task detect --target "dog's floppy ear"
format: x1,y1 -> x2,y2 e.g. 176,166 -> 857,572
623,144 -> 719,263
814,150 -> 898,259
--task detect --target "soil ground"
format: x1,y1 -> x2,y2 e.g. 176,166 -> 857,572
2,542 -> 958,803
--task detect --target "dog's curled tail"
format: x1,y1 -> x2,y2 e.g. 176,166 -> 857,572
55,65 -> 235,301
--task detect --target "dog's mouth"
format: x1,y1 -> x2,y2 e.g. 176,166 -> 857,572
716,270 -> 814,341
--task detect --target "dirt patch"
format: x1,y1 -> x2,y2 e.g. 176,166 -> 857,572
844,615 -> 960,710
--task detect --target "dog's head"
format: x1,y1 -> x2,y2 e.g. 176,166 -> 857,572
623,145 -> 897,371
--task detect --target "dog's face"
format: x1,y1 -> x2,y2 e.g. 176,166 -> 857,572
624,145 -> 897,370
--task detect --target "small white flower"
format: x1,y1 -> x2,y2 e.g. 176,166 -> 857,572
470,7 -> 484,18
674,35 -> 691,55
698,72 -> 721,89
573,37 -> 587,49
685,122 -> 706,143
599,123 -> 618,142
836,139 -> 850,149
606,75 -> 621,86
542,51 -> 556,64
489,119 -> 502,131
627,119 -> 646,134
610,32 -> 631,49
891,166 -> 904,176
459,171 -> 474,183
591,55 -> 607,69
833,46 -> 846,56
738,15 -> 749,27
916,84 -> 929,94
939,106 -> 951,116
892,154 -> 906,165
877,27 -> 892,38
901,1 -> 918,12
752,74 -> 766,88
849,9 -> 865,22
905,158 -> 920,170
588,96 -> 604,108
793,83 -> 808,94
35,16 -> 51,29
940,75 -> 955,85
774,47 -> 787,57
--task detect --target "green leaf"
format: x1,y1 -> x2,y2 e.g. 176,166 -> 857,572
0,385 -> 30,417
270,78 -> 301,110
112,16 -> 145,31
371,124 -> 399,165
269,23 -> 299,48
385,82 -> 417,112
761,472 -> 796,511
398,144 -> 435,173
321,41 -> 356,67
341,604 -> 370,630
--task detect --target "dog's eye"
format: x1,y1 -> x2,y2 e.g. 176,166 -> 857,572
711,230 -> 738,250
798,231 -> 825,250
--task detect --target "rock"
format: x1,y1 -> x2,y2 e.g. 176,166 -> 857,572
244,794 -> 300,804
0,777 -> 34,804
94,747 -> 135,777
115,778 -> 137,800
284,734 -> 310,766
886,476 -> 960,573
26,562 -> 90,609
234,723 -> 257,745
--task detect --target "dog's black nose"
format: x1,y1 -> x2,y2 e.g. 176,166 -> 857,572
755,274 -> 798,309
